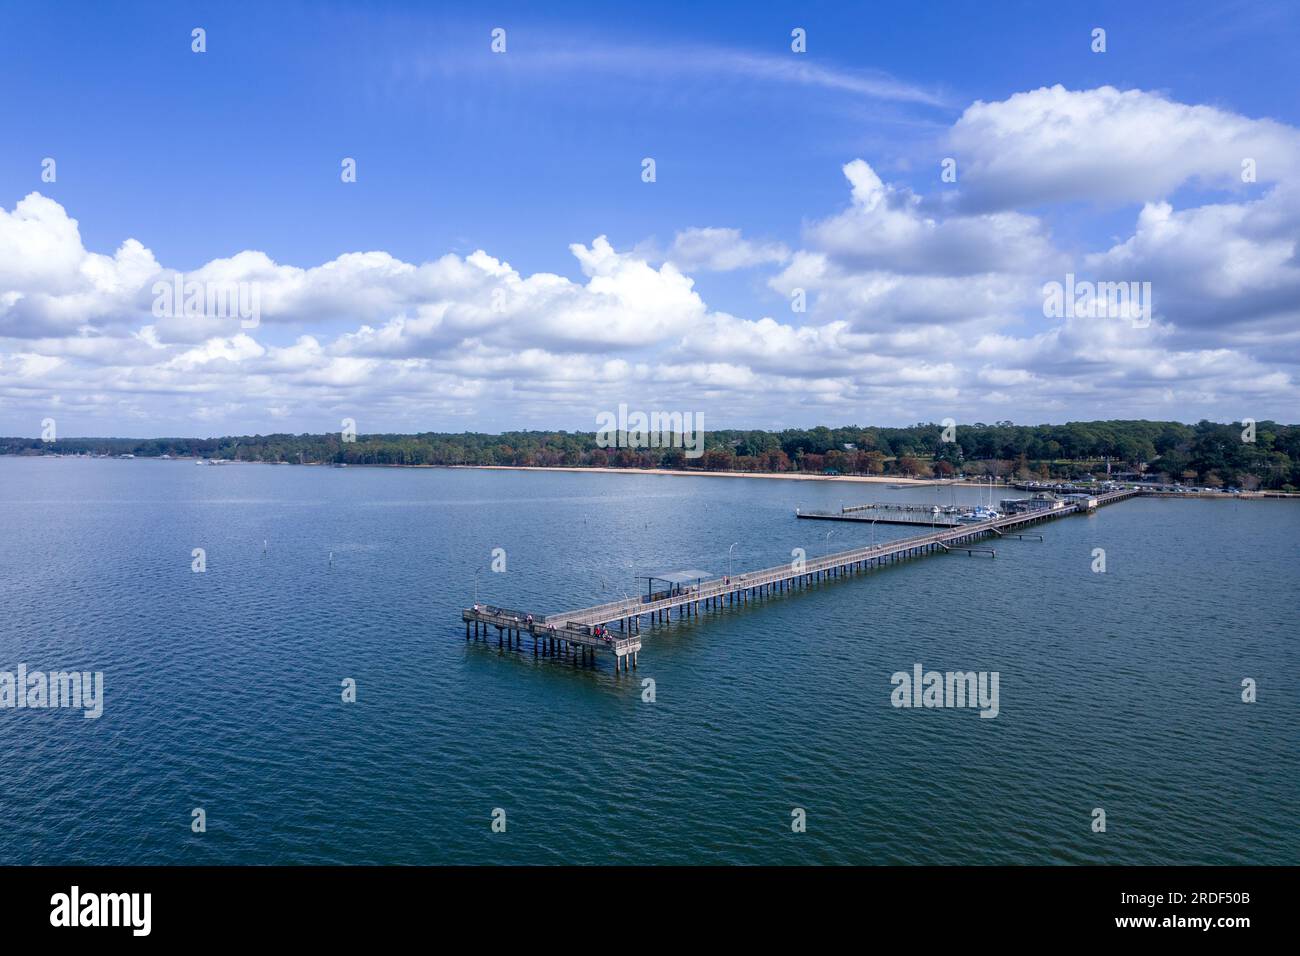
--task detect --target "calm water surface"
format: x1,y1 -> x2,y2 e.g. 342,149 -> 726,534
0,458 -> 1296,864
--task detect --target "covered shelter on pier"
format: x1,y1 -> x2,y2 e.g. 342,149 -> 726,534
637,569 -> 714,603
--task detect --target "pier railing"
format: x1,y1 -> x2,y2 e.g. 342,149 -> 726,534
546,492 -> 1141,627
549,523 -> 988,626
841,502 -> 956,514
542,596 -> 653,626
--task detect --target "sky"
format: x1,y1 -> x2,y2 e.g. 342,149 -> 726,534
1,0 -> 1298,438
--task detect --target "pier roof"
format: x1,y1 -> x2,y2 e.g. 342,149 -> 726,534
639,569 -> 715,585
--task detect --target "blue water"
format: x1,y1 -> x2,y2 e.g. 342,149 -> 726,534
0,458 -> 1296,864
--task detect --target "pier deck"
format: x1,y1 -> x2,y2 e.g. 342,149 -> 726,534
462,489 -> 1140,671
796,507 -> 962,528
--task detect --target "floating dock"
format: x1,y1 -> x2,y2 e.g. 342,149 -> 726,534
462,489 -> 1141,672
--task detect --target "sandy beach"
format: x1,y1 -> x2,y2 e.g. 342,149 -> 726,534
456,464 -> 955,485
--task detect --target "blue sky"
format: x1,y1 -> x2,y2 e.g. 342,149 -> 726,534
2,1 -> 1299,436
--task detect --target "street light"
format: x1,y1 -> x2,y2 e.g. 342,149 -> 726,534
824,530 -> 835,554
871,517 -> 880,548
728,542 -> 738,578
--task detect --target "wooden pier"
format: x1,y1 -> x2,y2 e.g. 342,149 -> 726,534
796,505 -> 962,527
841,502 -> 957,514
462,488 -> 1141,671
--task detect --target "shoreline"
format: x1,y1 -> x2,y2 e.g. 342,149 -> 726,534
453,464 -> 955,485
12,456 -> 1298,496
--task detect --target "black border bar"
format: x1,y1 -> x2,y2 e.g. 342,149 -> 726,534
0,865 -> 1287,940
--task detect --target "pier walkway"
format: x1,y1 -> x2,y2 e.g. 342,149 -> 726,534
796,504 -> 962,527
463,488 -> 1140,671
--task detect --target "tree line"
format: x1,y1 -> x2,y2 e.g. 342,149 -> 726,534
3,419 -> 1297,490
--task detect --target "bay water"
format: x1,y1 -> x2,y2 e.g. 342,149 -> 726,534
0,458 -> 1295,864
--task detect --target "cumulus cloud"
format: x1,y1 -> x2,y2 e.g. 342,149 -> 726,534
0,193 -> 161,338
950,85 -> 1300,211
1086,185 -> 1300,344
667,227 -> 789,272
808,160 -> 1057,276
771,160 -> 1058,333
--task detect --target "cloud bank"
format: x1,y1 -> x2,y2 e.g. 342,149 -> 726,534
2,85 -> 1297,436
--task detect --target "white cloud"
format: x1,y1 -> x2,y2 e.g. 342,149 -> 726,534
0,193 -> 161,338
1087,185 -> 1300,341
808,159 -> 1058,276
950,85 -> 1300,210
667,227 -> 789,272
166,334 -> 265,372
416,41 -> 947,107
770,160 -> 1057,334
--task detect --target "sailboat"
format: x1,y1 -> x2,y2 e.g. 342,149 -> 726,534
957,477 -> 1001,522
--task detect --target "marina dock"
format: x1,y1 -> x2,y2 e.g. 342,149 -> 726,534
462,489 -> 1141,671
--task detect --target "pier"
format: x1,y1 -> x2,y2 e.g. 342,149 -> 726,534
462,489 -> 1141,671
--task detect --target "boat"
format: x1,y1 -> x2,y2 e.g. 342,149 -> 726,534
956,477 -> 1002,522
957,505 -> 1001,523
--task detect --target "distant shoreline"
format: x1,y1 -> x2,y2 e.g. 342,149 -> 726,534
3,455 -> 951,485
12,456 -> 1298,496
454,464 -> 953,485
